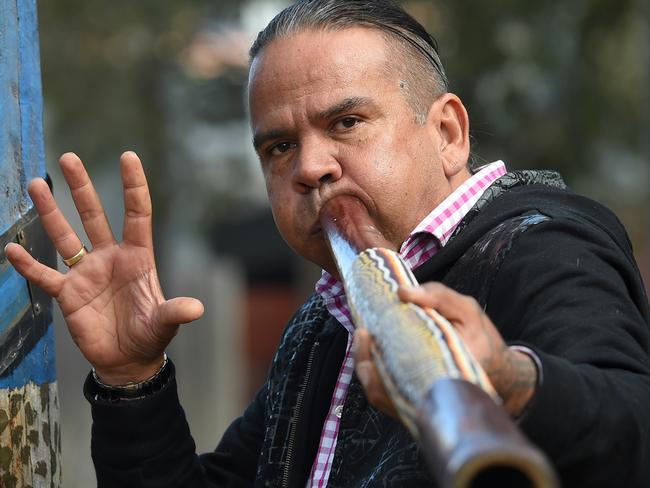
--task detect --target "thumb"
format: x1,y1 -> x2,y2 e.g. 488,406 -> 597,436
156,297 -> 204,327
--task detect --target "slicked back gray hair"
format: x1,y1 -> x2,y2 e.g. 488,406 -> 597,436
249,0 -> 449,124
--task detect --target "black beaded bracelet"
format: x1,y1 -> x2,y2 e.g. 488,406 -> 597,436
90,354 -> 171,402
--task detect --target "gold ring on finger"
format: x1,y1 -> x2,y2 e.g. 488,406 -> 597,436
63,245 -> 88,267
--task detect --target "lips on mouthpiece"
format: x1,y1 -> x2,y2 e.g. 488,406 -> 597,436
319,195 -> 393,255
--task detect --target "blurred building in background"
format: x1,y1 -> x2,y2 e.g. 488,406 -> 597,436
36,0 -> 648,485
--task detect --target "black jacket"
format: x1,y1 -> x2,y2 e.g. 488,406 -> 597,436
87,171 -> 650,487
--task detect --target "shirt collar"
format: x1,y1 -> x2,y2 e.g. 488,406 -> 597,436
400,160 -> 507,254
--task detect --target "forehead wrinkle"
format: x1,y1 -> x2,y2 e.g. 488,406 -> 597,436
249,28 -> 400,150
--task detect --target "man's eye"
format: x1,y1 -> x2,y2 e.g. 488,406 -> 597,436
269,142 -> 295,156
332,117 -> 360,131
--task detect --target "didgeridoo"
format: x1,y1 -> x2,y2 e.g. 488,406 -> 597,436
319,195 -> 557,488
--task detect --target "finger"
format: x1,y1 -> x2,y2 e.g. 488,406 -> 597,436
353,330 -> 398,417
353,328 -> 373,363
355,360 -> 386,406
4,243 -> 64,297
28,178 -> 84,261
59,152 -> 115,248
356,359 -> 398,417
156,297 -> 204,327
398,283 -> 479,323
120,151 -> 153,249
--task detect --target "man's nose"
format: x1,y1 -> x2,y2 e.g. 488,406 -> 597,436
292,141 -> 342,193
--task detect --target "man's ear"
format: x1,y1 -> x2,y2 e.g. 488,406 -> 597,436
426,93 -> 470,179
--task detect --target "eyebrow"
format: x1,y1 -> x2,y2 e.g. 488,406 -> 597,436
314,96 -> 373,121
252,96 -> 374,152
253,129 -> 291,153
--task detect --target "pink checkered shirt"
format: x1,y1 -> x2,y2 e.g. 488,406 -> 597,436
307,161 -> 507,487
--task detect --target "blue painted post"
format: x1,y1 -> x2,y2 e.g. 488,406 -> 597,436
0,0 -> 61,486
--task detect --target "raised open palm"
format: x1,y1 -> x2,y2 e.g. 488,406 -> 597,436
5,152 -> 203,384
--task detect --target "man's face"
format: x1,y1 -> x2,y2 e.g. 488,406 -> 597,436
248,27 -> 456,273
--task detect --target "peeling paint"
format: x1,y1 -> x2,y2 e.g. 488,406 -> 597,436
11,424 -> 23,445
2,473 -> 18,488
24,401 -> 35,426
34,461 -> 47,477
39,384 -> 48,413
21,446 -> 30,465
0,409 -> 8,434
1,0 -> 61,486
0,446 -> 12,470
42,421 -> 50,447
0,383 -> 61,486
9,394 -> 22,417
28,428 -> 39,446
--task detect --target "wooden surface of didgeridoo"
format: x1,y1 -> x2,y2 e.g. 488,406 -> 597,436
319,195 -> 558,488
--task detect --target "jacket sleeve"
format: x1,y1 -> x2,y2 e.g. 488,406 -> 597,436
86,360 -> 265,487
487,216 -> 650,487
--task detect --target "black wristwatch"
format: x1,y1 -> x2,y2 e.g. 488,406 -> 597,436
87,354 -> 172,403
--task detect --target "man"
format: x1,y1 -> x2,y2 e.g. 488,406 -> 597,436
5,0 -> 650,486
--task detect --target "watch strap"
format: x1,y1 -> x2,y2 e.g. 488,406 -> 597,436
87,354 -> 172,403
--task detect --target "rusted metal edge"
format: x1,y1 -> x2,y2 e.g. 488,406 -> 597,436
0,173 -> 50,259
0,204 -> 55,377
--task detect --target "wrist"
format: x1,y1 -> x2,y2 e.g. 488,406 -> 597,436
88,354 -> 171,403
93,354 -> 167,386
498,349 -> 538,417
490,348 -> 538,418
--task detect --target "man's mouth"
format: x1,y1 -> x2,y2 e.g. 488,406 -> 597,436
318,195 -> 394,252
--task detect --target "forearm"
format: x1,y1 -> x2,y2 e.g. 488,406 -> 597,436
490,347 -> 537,418
86,358 -> 266,487
488,220 -> 650,486
517,350 -> 650,486
86,360 -> 209,487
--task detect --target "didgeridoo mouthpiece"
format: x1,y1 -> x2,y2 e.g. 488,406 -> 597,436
319,195 -> 393,253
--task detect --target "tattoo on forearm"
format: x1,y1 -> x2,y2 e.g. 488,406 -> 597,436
478,312 -> 536,416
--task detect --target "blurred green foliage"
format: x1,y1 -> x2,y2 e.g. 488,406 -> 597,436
430,1 -> 648,179
39,0 -> 240,158
410,0 -> 649,259
38,0 -> 243,223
